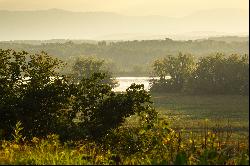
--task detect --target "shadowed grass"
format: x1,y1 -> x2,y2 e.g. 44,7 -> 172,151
151,93 -> 249,136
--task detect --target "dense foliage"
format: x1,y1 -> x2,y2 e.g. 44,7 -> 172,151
0,38 -> 248,76
151,53 -> 249,95
188,54 -> 249,95
0,50 -> 72,138
0,49 -> 156,140
150,53 -> 196,92
72,74 -> 157,139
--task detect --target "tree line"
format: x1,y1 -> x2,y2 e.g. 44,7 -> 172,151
150,53 -> 249,95
0,38 -> 248,76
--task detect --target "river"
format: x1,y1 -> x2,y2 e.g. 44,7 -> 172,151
112,77 -> 164,92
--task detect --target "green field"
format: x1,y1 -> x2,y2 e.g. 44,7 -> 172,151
152,93 -> 249,137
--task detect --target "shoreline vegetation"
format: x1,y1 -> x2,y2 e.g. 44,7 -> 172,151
0,49 -> 249,165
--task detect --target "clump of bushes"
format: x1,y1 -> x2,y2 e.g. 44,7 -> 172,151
0,49 -> 157,141
151,53 -> 249,95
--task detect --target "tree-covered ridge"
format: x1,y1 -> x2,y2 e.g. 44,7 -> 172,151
0,38 -> 248,75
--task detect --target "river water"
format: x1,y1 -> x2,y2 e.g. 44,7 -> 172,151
112,77 -> 159,92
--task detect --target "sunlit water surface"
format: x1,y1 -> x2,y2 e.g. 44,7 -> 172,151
112,77 -> 160,92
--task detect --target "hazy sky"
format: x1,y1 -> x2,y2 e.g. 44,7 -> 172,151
0,0 -> 248,17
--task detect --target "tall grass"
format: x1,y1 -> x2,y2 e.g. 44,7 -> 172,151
0,119 -> 248,165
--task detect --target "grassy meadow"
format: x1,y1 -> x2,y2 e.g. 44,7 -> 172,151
152,93 -> 249,136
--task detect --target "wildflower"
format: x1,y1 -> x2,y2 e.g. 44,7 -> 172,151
162,137 -> 170,144
12,144 -> 19,149
32,137 -> 39,143
4,149 -> 10,154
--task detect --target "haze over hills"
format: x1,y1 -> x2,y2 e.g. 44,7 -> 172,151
0,8 -> 248,41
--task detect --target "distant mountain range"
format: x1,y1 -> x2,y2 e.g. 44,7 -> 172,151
0,8 -> 248,40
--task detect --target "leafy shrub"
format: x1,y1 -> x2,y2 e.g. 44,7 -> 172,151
72,73 -> 157,139
0,49 -> 75,138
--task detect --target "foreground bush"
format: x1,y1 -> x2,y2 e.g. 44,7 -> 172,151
0,49 -> 157,141
72,74 -> 157,139
0,49 -> 73,138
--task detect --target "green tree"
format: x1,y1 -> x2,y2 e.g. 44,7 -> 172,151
0,49 -> 74,138
0,49 -> 27,138
71,56 -> 117,88
188,53 -> 249,95
151,53 -> 196,92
